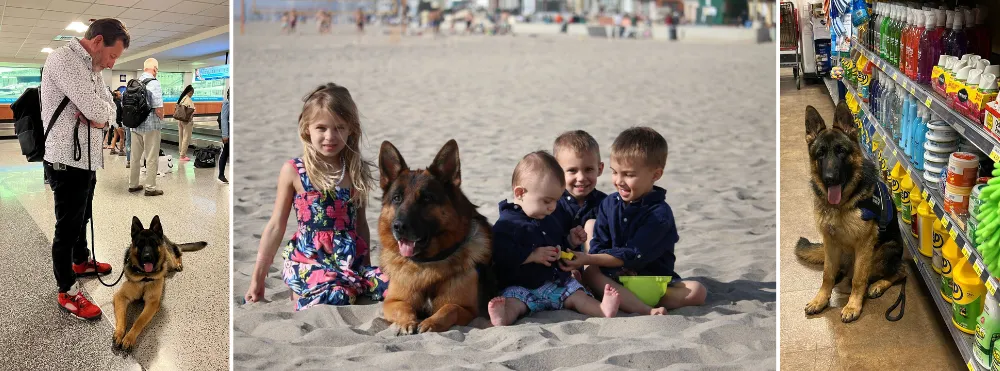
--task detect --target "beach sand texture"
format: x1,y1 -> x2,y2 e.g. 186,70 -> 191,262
233,24 -> 776,369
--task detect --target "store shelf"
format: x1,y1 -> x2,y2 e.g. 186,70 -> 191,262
843,82 -> 1000,302
853,41 -> 1000,162
898,216 -> 984,371
823,77 -> 840,105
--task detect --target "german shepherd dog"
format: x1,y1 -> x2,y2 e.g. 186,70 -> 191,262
378,139 -> 495,335
113,216 -> 207,352
796,101 -> 906,323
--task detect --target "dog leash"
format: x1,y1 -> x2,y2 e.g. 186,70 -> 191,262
885,276 -> 906,321
81,112 -> 125,287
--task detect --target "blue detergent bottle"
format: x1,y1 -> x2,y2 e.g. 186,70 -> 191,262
906,96 -> 918,159
911,106 -> 927,169
900,89 -> 911,149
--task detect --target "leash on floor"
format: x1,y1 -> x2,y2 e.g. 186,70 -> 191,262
885,276 -> 906,321
79,116 -> 125,287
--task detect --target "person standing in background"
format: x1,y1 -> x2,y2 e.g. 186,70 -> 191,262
218,88 -> 230,184
127,58 -> 164,196
175,85 -> 196,162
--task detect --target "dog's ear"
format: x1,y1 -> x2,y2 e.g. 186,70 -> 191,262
805,105 -> 826,145
131,216 -> 143,239
832,100 -> 858,140
379,141 -> 407,191
149,215 -> 163,237
430,139 -> 461,187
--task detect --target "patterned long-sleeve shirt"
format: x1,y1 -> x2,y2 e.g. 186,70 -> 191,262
42,38 -> 116,171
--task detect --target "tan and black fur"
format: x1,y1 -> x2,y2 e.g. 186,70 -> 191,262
112,215 -> 207,352
796,101 -> 906,323
378,139 -> 495,335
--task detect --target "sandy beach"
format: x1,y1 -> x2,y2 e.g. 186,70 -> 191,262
233,24 -> 776,369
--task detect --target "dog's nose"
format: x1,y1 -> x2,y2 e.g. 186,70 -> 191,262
392,220 -> 405,234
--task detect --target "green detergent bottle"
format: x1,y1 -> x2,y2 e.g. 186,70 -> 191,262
977,293 -> 1000,369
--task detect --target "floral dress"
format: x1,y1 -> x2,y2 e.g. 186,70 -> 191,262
281,158 -> 389,311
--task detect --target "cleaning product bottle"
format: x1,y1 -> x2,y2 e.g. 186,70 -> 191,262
900,91 -> 912,150
908,9 -> 925,79
880,4 -> 893,60
899,7 -> 913,75
976,293 -> 1000,369
911,188 -> 924,237
942,9 -> 956,59
930,7 -> 948,77
908,96 -> 919,160
901,173 -> 914,225
890,162 -> 905,209
973,6 -> 991,58
918,200 -> 935,257
871,3 -> 882,52
917,8 -> 936,84
953,255 -> 986,335
945,9 -> 968,59
943,237 -> 960,303
892,4 -> 904,67
912,106 -> 927,169
933,218 -> 947,274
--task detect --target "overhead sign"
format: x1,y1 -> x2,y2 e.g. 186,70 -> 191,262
195,64 -> 229,81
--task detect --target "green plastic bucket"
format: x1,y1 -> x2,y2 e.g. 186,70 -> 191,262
618,276 -> 672,306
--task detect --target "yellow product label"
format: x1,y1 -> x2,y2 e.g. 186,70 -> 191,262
970,89 -> 1000,110
933,66 -> 947,89
948,79 -> 966,96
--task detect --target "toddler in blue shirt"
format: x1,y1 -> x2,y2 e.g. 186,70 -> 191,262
489,151 -> 621,326
551,130 -> 608,255
560,127 -> 707,315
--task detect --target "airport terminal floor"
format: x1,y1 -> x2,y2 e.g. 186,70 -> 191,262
0,136 -> 230,370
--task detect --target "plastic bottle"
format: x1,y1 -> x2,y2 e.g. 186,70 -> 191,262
911,186 -> 924,237
932,218 -> 947,274
892,5 -> 904,66
918,200 -> 935,256
975,293 -> 1000,369
930,7 -> 948,77
942,9 -> 956,59
900,90 -> 912,150
952,255 -> 985,335
880,4 -> 894,61
907,9 -> 925,79
945,9 -> 968,58
942,237 -> 960,303
871,3 -> 882,52
901,173 -> 914,225
963,8 -> 976,59
973,6 -> 991,58
917,9 -> 937,84
899,7 -> 913,75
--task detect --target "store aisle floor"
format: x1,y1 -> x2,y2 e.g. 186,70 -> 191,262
778,73 -> 965,370
0,139 -> 230,371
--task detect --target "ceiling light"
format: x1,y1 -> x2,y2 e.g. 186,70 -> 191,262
66,22 -> 88,33
41,48 -> 53,53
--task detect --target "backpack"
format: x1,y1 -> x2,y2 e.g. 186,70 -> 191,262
13,87 -> 71,162
121,78 -> 155,128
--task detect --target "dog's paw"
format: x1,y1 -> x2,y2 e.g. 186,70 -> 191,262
841,302 -> 862,323
417,318 -> 449,333
119,332 -> 138,353
174,263 -> 183,272
804,297 -> 829,315
395,321 -> 418,336
867,285 -> 886,299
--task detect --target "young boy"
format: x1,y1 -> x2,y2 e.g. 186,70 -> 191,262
559,127 -> 707,315
552,130 -> 607,253
489,151 -> 621,326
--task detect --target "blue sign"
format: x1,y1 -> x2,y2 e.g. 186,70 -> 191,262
0,98 -> 16,103
164,96 -> 223,102
195,65 -> 229,81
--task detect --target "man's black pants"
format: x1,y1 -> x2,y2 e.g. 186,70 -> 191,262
219,140 -> 230,177
46,162 -> 96,293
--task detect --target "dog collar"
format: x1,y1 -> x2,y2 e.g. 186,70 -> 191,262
139,277 -> 155,282
408,223 -> 479,263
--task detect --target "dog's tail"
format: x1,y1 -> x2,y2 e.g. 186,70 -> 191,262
178,241 -> 208,252
795,237 -> 825,265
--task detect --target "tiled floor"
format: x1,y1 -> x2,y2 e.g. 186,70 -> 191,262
778,73 -> 965,369
0,139 -> 230,370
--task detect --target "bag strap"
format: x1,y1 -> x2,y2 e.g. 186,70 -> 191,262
141,78 -> 155,85
43,97 -> 71,141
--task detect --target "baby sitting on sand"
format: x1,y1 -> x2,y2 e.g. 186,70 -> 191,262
488,151 -> 621,326
559,127 -> 707,315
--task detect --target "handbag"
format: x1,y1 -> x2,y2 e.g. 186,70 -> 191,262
173,102 -> 194,122
194,145 -> 221,168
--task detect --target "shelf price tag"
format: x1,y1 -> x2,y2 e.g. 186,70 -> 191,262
988,278 -> 998,297
942,218 -> 950,228
922,190 -> 929,200
914,255 -> 919,264
893,72 -> 898,80
902,81 -> 908,89
925,97 -> 933,108
929,198 -> 936,208
974,261 -> 986,277
910,87 -> 916,95
968,360 -> 974,371
951,228 -> 959,241
990,146 -> 1000,163
962,245 -> 971,257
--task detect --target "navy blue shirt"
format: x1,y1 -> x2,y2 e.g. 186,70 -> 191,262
553,189 -> 608,233
492,200 -> 573,290
589,186 -> 680,280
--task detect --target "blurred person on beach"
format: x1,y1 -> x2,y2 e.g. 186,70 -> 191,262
127,58 -> 164,197
488,151 -> 621,327
43,18 -> 129,320
551,130 -> 607,259
356,8 -> 365,33
175,85 -> 196,161
244,83 -> 388,310
560,127 -> 707,315
219,88 -> 230,184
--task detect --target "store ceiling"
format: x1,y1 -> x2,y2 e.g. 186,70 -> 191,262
0,0 -> 229,63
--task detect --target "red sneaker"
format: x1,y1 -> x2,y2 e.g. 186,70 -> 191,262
58,292 -> 102,320
72,260 -> 112,276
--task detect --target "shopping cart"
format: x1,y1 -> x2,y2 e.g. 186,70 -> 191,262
779,1 -> 803,89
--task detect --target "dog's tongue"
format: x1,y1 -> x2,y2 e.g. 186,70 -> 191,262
398,240 -> 415,257
143,263 -> 153,273
828,185 -> 843,205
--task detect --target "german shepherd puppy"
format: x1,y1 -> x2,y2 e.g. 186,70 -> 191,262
112,216 -> 207,352
796,102 -> 906,323
378,139 -> 495,335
